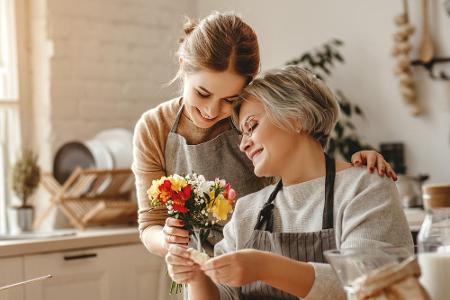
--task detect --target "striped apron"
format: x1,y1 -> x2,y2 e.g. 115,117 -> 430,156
240,154 -> 337,300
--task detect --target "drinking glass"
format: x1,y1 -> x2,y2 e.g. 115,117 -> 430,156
324,247 -> 412,300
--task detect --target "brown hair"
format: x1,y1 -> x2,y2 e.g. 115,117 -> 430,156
175,12 -> 260,83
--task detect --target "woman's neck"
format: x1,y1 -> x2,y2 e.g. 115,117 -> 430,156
280,138 -> 327,186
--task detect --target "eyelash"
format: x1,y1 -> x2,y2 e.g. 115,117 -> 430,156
196,90 -> 210,98
195,90 -> 236,104
245,120 -> 258,133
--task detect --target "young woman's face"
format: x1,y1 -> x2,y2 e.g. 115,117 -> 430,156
238,97 -> 299,178
182,69 -> 247,128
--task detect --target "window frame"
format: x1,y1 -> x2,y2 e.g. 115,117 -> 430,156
0,0 -> 19,102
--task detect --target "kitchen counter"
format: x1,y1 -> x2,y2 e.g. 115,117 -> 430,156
0,226 -> 140,258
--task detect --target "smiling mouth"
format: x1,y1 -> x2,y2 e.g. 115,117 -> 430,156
249,149 -> 263,162
197,107 -> 217,121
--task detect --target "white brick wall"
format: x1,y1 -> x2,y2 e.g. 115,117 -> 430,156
31,0 -> 196,168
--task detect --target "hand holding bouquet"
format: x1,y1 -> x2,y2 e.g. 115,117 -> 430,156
147,174 -> 237,294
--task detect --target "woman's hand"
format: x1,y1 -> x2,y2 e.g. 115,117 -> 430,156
162,217 -> 190,250
351,150 -> 398,181
201,249 -> 262,287
165,244 -> 201,284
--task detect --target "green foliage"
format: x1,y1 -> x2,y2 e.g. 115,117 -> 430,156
286,39 -> 374,161
11,149 -> 41,207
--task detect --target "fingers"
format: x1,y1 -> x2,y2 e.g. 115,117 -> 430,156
165,217 -> 185,228
163,218 -> 190,246
375,155 -> 386,176
166,252 -> 194,267
202,264 -> 233,283
163,229 -> 189,245
351,152 -> 363,166
170,270 -> 195,284
167,244 -> 190,257
166,245 -> 197,284
202,254 -> 232,271
163,225 -> 190,238
385,163 -> 398,181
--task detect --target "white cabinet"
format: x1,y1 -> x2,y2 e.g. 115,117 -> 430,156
0,257 -> 25,300
22,243 -> 174,300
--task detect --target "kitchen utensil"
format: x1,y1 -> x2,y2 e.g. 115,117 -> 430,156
93,128 -> 133,169
53,128 -> 132,184
396,174 -> 429,208
0,275 -> 52,291
419,0 -> 434,63
324,247 -> 412,300
53,140 -> 114,184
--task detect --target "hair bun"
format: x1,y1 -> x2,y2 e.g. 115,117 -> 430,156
178,17 -> 198,43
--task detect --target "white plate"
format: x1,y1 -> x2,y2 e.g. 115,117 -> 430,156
94,128 -> 133,169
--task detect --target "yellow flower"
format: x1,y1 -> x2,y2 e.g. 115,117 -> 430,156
208,194 -> 232,221
148,177 -> 165,198
169,175 -> 187,192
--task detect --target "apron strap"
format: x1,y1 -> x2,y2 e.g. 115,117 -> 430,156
254,153 -> 336,232
322,153 -> 335,230
169,101 -> 185,133
254,180 -> 282,231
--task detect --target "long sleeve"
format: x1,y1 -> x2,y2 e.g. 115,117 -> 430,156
214,212 -> 241,300
305,175 -> 414,300
132,108 -> 170,235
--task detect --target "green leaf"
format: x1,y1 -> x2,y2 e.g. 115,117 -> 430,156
334,122 -> 344,138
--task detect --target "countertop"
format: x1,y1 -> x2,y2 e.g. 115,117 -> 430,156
0,226 -> 140,258
0,207 -> 424,259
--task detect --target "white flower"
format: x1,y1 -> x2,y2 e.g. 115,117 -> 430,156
198,181 -> 212,195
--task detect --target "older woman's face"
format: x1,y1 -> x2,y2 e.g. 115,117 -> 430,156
238,97 -> 299,177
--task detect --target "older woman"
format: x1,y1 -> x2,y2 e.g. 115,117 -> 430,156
166,65 -> 414,300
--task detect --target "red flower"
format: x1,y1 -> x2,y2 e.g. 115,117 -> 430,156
160,180 -> 172,192
181,185 -> 192,200
172,200 -> 188,213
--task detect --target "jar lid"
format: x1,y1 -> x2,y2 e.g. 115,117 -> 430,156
422,184 -> 450,209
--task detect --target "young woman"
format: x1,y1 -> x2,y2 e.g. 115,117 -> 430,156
165,66 -> 413,300
133,12 -> 397,259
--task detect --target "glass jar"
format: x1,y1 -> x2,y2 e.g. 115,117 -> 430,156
417,184 -> 450,300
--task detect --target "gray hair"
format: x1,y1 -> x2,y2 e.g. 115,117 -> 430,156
233,65 -> 340,148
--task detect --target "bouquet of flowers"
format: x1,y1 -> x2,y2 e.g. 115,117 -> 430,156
147,173 -> 237,294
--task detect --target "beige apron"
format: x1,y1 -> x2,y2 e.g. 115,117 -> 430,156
165,104 -> 269,252
240,153 -> 338,299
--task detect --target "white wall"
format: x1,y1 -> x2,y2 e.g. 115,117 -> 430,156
28,0 -> 196,171
197,0 -> 450,183
26,0 -> 196,228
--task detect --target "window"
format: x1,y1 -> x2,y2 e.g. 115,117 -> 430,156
0,0 -> 20,234
0,0 -> 18,101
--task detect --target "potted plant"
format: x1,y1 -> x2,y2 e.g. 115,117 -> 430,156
286,39 -> 374,161
8,148 -> 41,233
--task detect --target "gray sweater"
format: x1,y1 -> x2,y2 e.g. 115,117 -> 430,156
214,167 -> 414,300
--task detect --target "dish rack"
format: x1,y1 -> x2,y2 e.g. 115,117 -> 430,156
35,167 -> 137,230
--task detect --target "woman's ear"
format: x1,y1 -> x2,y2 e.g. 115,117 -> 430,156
294,118 -> 303,133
